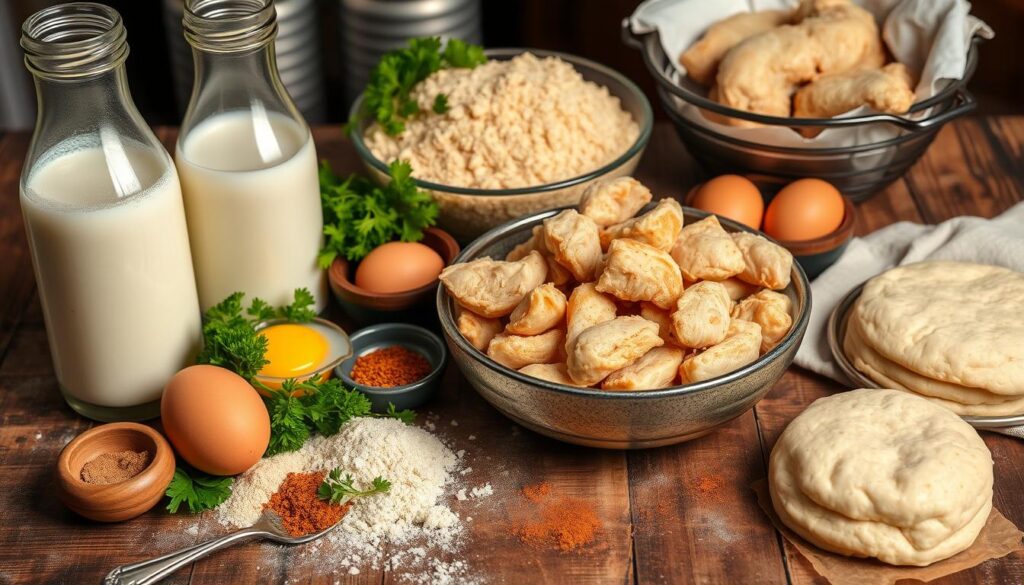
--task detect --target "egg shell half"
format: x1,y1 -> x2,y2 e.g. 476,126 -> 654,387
355,241 -> 444,294
161,365 -> 270,475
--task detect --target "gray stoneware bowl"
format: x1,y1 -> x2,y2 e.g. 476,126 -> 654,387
436,205 -> 811,449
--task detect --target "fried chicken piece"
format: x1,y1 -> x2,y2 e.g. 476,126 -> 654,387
519,362 -> 581,387
542,209 -> 603,282
731,232 -> 793,290
455,305 -> 503,351
680,10 -> 794,85
487,329 -> 565,370
440,251 -> 548,318
793,63 -> 915,120
567,316 -> 664,386
731,289 -> 793,353
602,346 -> 684,391
671,280 -> 732,349
679,319 -> 762,383
507,283 -> 568,336
600,198 -> 684,252
596,238 -> 683,310
715,0 -> 885,121
670,215 -> 745,281
578,177 -> 653,227
565,283 -> 618,352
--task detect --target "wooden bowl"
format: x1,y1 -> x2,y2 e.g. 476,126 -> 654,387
328,227 -> 460,326
55,422 -> 176,522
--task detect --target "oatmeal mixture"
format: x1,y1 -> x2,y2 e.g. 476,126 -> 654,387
365,53 -> 639,190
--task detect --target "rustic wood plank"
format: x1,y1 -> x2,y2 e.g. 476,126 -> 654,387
0,133 -> 36,361
903,120 -> 1024,223
983,116 -> 1024,178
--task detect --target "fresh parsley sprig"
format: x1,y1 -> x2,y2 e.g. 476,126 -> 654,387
196,289 -> 317,381
347,36 -> 486,136
165,466 -> 234,514
260,378 -> 416,457
317,468 -> 391,506
318,159 -> 438,265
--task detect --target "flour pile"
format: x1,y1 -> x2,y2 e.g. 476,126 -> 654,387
216,417 -> 473,583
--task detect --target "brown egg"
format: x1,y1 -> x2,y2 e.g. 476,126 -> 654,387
690,175 -> 764,229
161,365 -> 270,475
356,241 -> 444,293
764,179 -> 845,241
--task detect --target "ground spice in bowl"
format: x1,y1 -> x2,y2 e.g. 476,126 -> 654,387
80,450 -> 151,485
265,470 -> 351,537
350,345 -> 432,387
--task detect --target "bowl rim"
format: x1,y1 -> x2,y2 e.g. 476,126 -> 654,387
436,204 -> 812,400
252,317 -> 353,384
347,47 -> 654,196
335,323 -> 449,393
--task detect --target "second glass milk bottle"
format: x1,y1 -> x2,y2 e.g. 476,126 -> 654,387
177,0 -> 326,311
19,3 -> 202,421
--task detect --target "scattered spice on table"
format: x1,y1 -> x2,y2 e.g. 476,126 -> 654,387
350,345 -> 432,387
265,470 -> 349,537
80,449 -> 151,484
513,483 -> 601,552
694,474 -> 725,502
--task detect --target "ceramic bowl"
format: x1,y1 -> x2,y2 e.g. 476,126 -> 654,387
335,323 -> 448,411
55,423 -> 176,522
328,227 -> 460,328
349,48 -> 653,241
436,205 -> 811,449
251,317 -> 352,391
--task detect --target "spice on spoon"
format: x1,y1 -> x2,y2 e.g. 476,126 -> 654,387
350,345 -> 432,387
265,468 -> 392,537
80,450 -> 151,484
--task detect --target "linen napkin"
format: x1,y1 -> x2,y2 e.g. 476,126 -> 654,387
793,202 -> 1024,439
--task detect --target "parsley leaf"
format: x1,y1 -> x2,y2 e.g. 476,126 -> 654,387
319,159 -> 438,265
260,377 -> 413,456
432,93 -> 449,114
348,36 -> 486,136
197,289 -> 318,381
317,468 -> 391,505
165,466 -> 233,514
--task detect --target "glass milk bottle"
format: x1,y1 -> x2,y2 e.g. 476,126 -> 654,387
176,0 -> 326,312
19,4 -> 202,421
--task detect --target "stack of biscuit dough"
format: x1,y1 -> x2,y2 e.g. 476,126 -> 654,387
770,389 -> 994,566
844,261 -> 1024,417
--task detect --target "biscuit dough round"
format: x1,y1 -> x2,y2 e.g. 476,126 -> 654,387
769,389 -> 993,566
855,262 -> 1024,395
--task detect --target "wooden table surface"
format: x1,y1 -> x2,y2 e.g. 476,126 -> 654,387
0,119 -> 1022,585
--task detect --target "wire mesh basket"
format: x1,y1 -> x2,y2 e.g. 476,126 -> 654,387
623,22 -> 983,202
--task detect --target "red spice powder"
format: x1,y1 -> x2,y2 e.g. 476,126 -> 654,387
350,345 -> 432,387
513,483 -> 600,552
264,471 -> 350,537
694,474 -> 725,502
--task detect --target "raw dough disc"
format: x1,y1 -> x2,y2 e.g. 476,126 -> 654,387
769,389 -> 993,566
854,261 -> 1024,395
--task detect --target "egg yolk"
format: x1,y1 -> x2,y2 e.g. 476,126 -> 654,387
259,324 -> 329,378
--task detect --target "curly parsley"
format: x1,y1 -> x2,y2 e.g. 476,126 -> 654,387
165,466 -> 234,514
318,468 -> 391,505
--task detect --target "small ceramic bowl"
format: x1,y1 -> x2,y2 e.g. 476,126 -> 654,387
55,422 -> 176,522
771,195 -> 856,279
684,182 -> 857,279
335,323 -> 448,411
328,227 -> 460,328
252,317 -> 353,391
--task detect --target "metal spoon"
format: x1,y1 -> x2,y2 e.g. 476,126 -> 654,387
102,510 -> 340,585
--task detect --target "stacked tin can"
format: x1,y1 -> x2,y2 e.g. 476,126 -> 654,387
163,0 -> 327,122
339,0 -> 482,104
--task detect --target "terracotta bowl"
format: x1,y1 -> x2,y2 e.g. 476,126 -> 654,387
328,227 -> 460,327
684,182 -> 857,279
55,422 -> 176,522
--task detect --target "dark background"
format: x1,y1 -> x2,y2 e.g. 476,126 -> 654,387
3,0 -> 1022,128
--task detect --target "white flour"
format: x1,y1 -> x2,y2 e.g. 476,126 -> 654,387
216,417 -> 479,584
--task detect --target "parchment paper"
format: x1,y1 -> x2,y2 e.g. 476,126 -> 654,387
627,0 -> 994,147
753,480 -> 1024,585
